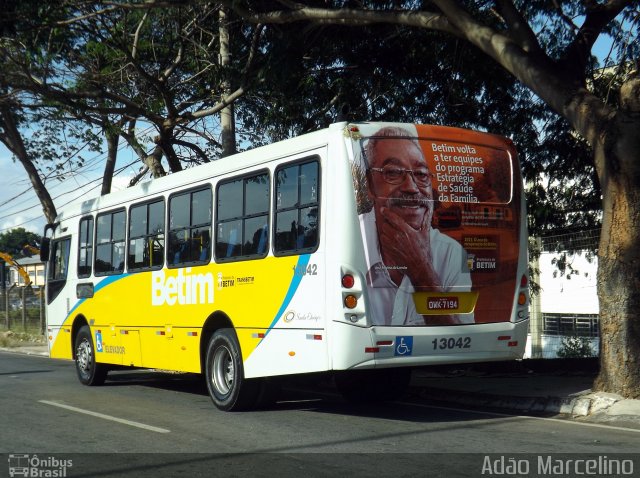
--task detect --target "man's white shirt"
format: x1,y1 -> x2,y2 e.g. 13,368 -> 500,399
359,211 -> 474,325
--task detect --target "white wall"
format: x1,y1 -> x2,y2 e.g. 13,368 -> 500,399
538,251 -> 599,314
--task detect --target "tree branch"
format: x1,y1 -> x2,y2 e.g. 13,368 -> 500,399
495,0 -> 543,55
220,2 -> 459,35
561,0 -> 629,77
173,137 -> 210,163
188,85 -> 247,121
0,103 -> 57,222
131,11 -> 149,59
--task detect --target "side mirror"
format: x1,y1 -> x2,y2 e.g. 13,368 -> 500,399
40,237 -> 50,262
40,222 -> 58,262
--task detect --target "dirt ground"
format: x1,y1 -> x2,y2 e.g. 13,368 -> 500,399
0,330 -> 46,348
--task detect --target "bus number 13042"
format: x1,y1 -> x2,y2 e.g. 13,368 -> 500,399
432,337 -> 471,350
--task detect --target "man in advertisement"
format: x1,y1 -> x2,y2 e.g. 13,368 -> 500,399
358,125 -> 473,326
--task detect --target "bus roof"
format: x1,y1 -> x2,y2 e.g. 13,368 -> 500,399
53,122 -> 515,224
54,124 -> 342,223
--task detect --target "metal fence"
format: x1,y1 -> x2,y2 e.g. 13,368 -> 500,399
543,313 -> 599,338
526,313 -> 600,359
1,286 -> 45,334
528,229 -> 601,359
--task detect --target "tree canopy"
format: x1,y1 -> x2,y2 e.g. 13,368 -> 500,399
1,1 -> 620,238
0,227 -> 41,258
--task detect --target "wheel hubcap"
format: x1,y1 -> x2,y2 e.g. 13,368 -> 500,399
212,345 -> 234,396
77,340 -> 92,372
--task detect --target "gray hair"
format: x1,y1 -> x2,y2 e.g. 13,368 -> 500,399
362,126 -> 422,167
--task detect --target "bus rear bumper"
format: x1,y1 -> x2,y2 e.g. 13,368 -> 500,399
331,319 -> 529,370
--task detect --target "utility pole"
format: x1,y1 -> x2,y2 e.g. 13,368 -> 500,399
530,237 -> 543,358
1,259 -> 7,328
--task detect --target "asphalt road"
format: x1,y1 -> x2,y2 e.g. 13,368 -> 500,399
1,351 -> 638,477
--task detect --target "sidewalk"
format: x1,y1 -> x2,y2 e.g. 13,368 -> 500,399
3,342 -> 640,429
1,344 -> 49,356
410,362 -> 640,429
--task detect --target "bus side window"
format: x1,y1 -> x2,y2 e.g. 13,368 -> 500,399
50,238 -> 71,281
128,199 -> 165,271
78,216 -> 94,278
95,209 -> 126,276
47,237 -> 72,303
168,187 -> 212,267
215,172 -> 269,262
274,159 -> 320,255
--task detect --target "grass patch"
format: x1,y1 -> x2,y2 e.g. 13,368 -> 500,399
0,330 -> 46,348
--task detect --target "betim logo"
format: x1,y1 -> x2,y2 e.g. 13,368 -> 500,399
151,269 -> 214,306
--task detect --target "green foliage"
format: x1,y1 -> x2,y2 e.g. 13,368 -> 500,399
1,0 -> 637,249
0,228 -> 42,257
557,336 -> 595,359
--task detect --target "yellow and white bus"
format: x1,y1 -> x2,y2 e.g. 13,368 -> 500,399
41,122 -> 529,410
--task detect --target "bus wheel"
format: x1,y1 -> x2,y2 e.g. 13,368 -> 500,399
335,368 -> 411,403
74,325 -> 108,386
204,329 -> 259,411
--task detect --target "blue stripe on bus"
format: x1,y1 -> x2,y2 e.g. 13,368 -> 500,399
259,254 -> 311,343
61,257 -> 307,341
64,274 -> 130,322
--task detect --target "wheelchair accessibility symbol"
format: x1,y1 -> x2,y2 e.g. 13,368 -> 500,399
394,336 -> 413,356
95,332 -> 103,353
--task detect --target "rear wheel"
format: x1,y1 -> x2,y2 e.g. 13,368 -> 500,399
74,325 -> 108,386
335,368 -> 411,403
204,329 -> 259,411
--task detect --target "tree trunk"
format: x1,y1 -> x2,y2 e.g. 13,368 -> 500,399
219,6 -> 237,158
101,128 -> 118,195
593,112 -> 640,398
0,105 -> 57,224
144,144 -> 167,179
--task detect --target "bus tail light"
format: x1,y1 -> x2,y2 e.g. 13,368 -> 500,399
520,274 -> 528,288
341,268 -> 364,322
517,274 -> 528,306
341,274 -> 355,289
518,292 -> 527,305
513,273 -> 529,322
344,294 -> 357,309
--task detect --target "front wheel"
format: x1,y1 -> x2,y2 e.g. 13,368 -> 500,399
74,325 -> 108,386
204,329 -> 259,411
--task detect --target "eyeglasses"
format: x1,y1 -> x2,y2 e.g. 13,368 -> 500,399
368,166 -> 433,186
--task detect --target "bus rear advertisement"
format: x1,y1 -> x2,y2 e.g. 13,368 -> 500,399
41,122 -> 529,410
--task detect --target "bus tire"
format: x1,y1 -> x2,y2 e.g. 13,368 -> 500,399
204,329 -> 259,411
74,325 -> 108,386
335,368 -> 411,403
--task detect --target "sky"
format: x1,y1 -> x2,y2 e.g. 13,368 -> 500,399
0,147 -> 137,236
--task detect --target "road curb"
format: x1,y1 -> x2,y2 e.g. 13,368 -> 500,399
413,386 -> 627,417
0,346 -> 49,357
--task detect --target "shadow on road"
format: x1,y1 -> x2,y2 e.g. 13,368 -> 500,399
99,368 -> 511,426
